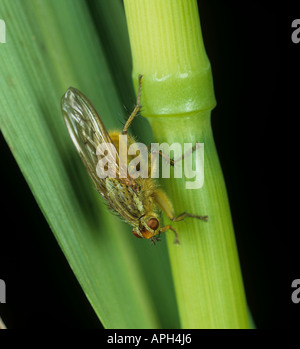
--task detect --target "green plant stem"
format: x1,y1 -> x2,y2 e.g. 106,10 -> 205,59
124,0 -> 250,328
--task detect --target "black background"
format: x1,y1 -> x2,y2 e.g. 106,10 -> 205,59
1,1 -> 299,329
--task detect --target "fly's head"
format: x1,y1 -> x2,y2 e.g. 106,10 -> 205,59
132,214 -> 161,243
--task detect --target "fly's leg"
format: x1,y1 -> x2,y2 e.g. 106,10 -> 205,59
159,225 -> 180,245
150,235 -> 161,245
151,143 -> 201,167
159,213 -> 208,245
122,74 -> 143,135
172,212 -> 208,223
172,143 -> 200,165
154,189 -> 208,244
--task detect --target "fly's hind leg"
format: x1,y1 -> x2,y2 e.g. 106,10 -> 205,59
122,74 -> 143,135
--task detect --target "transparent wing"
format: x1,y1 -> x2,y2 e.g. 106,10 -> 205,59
61,87 -> 122,198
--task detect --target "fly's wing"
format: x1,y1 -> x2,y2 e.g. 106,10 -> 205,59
61,87 -> 126,198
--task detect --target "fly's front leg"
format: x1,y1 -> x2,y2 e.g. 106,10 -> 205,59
150,235 -> 161,245
159,225 -> 180,245
122,74 -> 143,135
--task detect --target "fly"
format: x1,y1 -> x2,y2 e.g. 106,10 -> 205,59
61,75 -> 208,244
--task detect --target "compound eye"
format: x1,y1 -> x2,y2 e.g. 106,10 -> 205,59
132,230 -> 142,238
147,218 -> 159,231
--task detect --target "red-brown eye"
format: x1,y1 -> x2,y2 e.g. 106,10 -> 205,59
132,230 -> 142,238
147,218 -> 159,231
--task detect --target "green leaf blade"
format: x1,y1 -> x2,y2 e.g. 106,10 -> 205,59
1,0 -> 179,329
